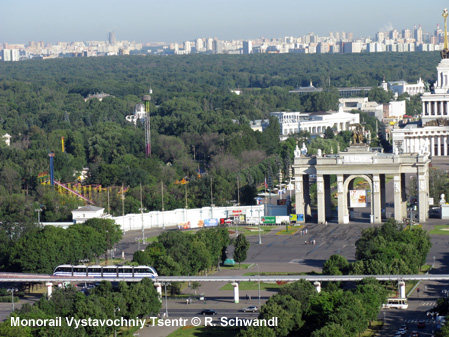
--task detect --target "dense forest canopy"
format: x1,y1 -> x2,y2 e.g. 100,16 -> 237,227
0,51 -> 439,244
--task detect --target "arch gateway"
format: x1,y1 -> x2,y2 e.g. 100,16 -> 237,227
292,144 -> 431,224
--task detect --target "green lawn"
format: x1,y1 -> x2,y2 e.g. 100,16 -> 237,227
276,226 -> 299,235
228,226 -> 277,236
219,281 -> 288,291
243,271 -> 316,276
220,264 -> 251,270
168,326 -> 239,337
429,225 -> 449,235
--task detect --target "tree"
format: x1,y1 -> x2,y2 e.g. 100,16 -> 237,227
233,234 -> 250,269
322,254 -> 350,275
324,127 -> 335,139
311,323 -> 347,337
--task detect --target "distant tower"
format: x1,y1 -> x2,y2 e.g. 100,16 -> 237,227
49,152 -> 55,186
108,31 -> 116,45
142,89 -> 152,157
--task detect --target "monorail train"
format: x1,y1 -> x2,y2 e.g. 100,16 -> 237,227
53,265 -> 158,278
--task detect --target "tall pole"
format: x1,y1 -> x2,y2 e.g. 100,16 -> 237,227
140,183 -> 145,244
257,264 -> 260,309
237,174 -> 240,206
211,177 -> 213,206
164,283 -> 169,317
161,182 -> 165,230
121,184 -> 125,231
258,219 -> 262,244
185,182 -> 188,209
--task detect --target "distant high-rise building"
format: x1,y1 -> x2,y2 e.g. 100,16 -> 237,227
389,29 -> 399,40
402,29 -> 411,39
11,49 -> 20,61
243,40 -> 252,54
206,38 -> 213,51
212,39 -> 223,54
185,41 -> 191,54
377,32 -> 385,42
341,32 -> 346,40
414,25 -> 423,44
1,49 -> 11,61
347,32 -> 353,41
196,38 -> 203,51
108,31 -> 116,45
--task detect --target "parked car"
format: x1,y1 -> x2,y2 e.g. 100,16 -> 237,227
243,306 -> 258,312
410,331 -> 419,337
200,309 -> 217,315
417,321 -> 425,328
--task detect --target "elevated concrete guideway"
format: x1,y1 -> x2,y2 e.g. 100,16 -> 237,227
1,273 -> 449,283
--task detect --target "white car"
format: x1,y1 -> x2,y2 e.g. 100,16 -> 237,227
243,306 -> 258,312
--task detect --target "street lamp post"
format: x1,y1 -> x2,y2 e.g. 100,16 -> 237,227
164,282 -> 170,318
258,220 -> 262,245
114,307 -> 120,337
433,256 -> 436,268
35,207 -> 43,227
7,288 -> 18,312
256,264 -> 260,309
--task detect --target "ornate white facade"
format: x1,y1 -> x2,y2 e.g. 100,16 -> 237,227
392,58 -> 449,156
271,108 -> 360,140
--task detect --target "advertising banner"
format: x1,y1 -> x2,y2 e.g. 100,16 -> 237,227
261,216 -> 276,224
204,218 -> 219,227
349,190 -> 367,208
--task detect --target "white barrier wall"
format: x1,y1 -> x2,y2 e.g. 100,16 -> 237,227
111,205 -> 266,233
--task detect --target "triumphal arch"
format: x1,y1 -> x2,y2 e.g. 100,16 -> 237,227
292,142 -> 431,225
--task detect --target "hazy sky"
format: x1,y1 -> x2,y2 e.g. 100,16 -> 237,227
2,0 -> 449,44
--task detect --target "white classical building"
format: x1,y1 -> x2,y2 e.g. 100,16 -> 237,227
386,78 -> 425,96
271,108 -> 360,140
392,55 -> 449,156
71,205 -> 107,224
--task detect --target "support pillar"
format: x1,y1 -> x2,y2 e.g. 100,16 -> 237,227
154,282 -> 162,301
232,282 -> 239,303
46,282 -> 53,298
431,136 -> 435,156
317,176 -> 325,224
380,175 -> 386,219
438,136 -> 442,156
295,175 -> 305,224
399,281 -> 406,298
418,173 -> 429,223
393,175 -> 403,222
324,175 -> 331,219
314,281 -> 321,293
372,175 -> 382,223
337,175 -> 346,224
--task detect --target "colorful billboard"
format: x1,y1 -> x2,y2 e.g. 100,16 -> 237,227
204,218 -> 219,227
349,190 -> 367,208
261,216 -> 276,224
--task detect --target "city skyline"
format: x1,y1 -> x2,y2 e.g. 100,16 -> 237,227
2,0 -> 449,44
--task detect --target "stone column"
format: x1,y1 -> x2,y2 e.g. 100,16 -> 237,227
324,175 -> 331,219
232,282 -> 239,304
317,175 -> 325,224
372,175 -> 382,223
431,136 -> 435,156
418,174 -> 428,223
443,136 -> 447,157
438,136 -> 442,156
294,175 -> 305,223
393,175 -> 403,222
337,175 -> 346,224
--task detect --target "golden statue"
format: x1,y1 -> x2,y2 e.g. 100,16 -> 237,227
441,9 -> 449,59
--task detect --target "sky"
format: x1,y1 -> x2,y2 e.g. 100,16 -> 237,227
2,0 -> 449,44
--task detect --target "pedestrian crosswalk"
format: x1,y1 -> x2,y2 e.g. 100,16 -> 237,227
402,318 -> 432,324
418,301 -> 436,307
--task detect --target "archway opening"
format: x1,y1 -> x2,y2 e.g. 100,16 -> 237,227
346,176 -> 372,223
